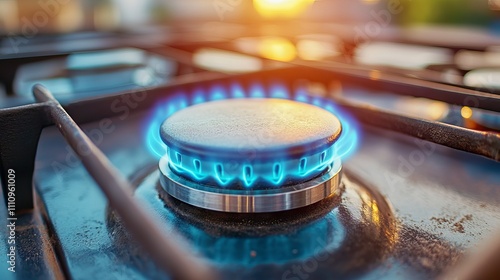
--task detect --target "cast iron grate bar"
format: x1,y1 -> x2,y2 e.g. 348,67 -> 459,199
32,84 -> 215,280
334,98 -> 500,161
0,103 -> 51,209
296,62 -> 500,113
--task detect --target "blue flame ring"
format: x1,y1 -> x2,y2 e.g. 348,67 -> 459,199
145,81 -> 359,189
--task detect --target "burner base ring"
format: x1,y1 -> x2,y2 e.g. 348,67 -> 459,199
159,157 -> 342,213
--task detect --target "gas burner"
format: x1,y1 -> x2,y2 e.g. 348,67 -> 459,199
158,98 -> 343,212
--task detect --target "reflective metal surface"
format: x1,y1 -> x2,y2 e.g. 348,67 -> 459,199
159,157 -> 342,213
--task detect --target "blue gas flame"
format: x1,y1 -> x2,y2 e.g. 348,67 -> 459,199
145,81 -> 360,187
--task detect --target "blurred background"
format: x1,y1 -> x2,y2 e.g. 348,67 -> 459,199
1,0 -> 500,131
0,0 -> 496,33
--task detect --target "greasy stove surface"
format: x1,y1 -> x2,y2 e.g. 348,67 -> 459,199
1,96 -> 498,279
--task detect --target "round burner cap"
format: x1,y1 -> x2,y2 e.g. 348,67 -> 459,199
160,98 -> 342,188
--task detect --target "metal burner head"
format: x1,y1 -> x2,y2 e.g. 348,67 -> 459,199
159,98 -> 343,212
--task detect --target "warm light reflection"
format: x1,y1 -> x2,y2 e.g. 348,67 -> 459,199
94,2 -> 120,30
258,37 -> 297,62
394,98 -> 449,121
428,101 -> 449,120
360,192 -> 380,227
0,1 -> 18,31
193,48 -> 263,73
461,106 -> 473,119
362,0 -> 379,3
369,70 -> 381,81
253,0 -> 314,18
371,201 -> 380,226
297,39 -> 339,61
56,2 -> 85,32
